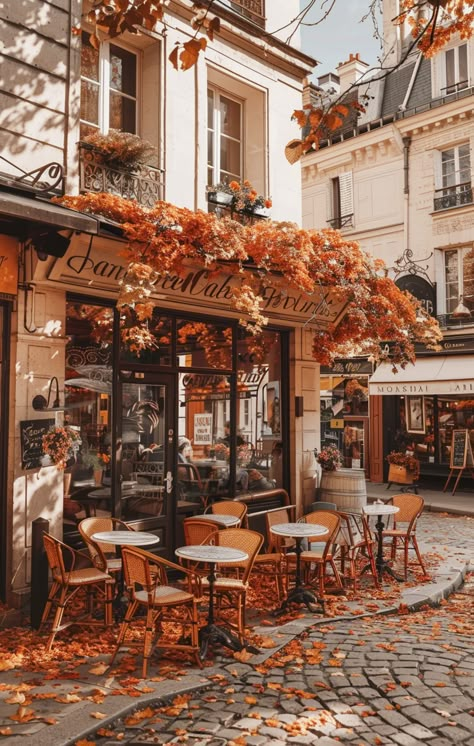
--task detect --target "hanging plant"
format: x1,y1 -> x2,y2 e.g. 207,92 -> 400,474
55,191 -> 443,368
42,426 -> 79,470
81,130 -> 157,170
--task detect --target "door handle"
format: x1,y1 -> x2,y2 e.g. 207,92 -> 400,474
165,470 -> 173,493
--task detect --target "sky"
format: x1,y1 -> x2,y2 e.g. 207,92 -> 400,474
299,0 -> 383,80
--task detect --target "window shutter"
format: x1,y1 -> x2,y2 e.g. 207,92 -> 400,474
338,172 -> 353,218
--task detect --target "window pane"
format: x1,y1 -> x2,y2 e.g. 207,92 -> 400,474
220,95 -> 241,139
176,320 -> 233,369
462,248 -> 474,312
445,48 -> 455,91
207,131 -> 214,167
178,372 -> 231,502
207,88 -> 214,128
110,45 -> 137,97
441,148 -> 455,188
220,137 -> 241,178
80,80 -> 99,126
458,143 -> 471,184
120,310 -> 172,365
445,250 -> 459,313
459,44 -> 468,87
65,303 -> 114,523
81,32 -> 99,81
237,329 -> 283,491
109,92 -> 136,133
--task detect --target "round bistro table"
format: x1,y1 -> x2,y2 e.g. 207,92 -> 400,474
175,544 -> 249,660
270,522 -> 328,614
196,513 -> 240,528
363,504 -> 401,581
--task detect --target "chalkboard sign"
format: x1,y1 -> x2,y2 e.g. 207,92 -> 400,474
450,429 -> 474,469
20,419 -> 55,470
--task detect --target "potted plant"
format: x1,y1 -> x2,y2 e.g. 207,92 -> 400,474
315,445 -> 367,512
206,179 -> 272,217
82,449 -> 111,485
386,451 -> 420,484
314,445 -> 343,472
80,130 -> 157,171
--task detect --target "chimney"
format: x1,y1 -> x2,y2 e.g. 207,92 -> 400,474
336,53 -> 369,94
317,72 -> 340,95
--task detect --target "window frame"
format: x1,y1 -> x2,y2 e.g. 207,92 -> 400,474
80,31 -> 140,136
207,85 -> 244,186
440,246 -> 474,315
329,172 -> 354,229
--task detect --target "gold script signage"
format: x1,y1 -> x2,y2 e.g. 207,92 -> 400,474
0,236 -> 18,295
48,236 -> 348,330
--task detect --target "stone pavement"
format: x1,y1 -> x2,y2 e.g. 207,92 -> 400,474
0,506 -> 472,746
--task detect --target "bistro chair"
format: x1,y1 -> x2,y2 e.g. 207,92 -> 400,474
110,546 -> 202,676
334,511 -> 379,591
180,517 -> 221,574
204,528 -> 263,643
78,517 -> 134,576
299,511 -> 343,597
382,493 -> 426,579
209,500 -> 248,527
40,533 -> 114,651
251,506 -> 297,601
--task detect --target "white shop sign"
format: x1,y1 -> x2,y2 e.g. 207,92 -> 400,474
193,413 -> 213,445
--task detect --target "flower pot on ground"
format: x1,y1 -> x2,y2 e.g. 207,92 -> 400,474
386,451 -> 420,484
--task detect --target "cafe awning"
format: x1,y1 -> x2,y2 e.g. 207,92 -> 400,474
369,356 -> 474,396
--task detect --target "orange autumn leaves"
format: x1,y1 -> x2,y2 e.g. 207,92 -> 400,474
57,191 -> 442,368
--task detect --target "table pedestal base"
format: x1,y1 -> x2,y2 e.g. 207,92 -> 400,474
273,584 -> 325,616
199,623 -> 259,660
362,559 -> 403,582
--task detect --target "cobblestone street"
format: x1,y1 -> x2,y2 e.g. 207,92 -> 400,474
86,573 -> 474,746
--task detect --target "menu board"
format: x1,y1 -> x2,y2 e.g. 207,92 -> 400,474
20,418 -> 55,470
450,429 -> 473,470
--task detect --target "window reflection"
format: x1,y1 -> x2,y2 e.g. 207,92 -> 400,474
120,309 -> 172,365
64,303 -> 113,525
177,319 -> 233,369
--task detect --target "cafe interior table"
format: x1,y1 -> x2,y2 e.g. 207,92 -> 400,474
196,512 -> 240,528
270,522 -> 328,614
363,504 -> 402,581
91,530 -> 160,618
174,544 -> 251,659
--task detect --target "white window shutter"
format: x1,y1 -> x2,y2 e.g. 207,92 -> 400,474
338,172 -> 353,218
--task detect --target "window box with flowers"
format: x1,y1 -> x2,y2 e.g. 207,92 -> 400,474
206,179 -> 272,220
386,451 -> 420,488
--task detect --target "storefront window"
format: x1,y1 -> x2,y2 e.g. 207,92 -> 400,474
65,302 -> 114,523
120,309 -> 172,366
176,319 -> 233,369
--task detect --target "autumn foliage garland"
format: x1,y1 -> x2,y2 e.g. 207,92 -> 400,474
56,191 -> 442,367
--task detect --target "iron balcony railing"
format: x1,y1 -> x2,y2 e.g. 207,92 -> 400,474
79,143 -> 164,208
218,0 -> 265,27
433,182 -> 473,212
436,314 -> 474,330
327,213 -> 354,230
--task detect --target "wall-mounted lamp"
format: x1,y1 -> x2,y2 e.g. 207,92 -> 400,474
32,230 -> 72,261
451,296 -> 472,319
32,376 -> 63,411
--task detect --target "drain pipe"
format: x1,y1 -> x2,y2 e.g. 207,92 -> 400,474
402,136 -> 411,254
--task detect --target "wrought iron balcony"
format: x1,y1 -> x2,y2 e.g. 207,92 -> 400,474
79,143 -> 164,208
436,313 -> 473,330
433,183 -> 473,212
218,0 -> 265,27
327,214 -> 354,230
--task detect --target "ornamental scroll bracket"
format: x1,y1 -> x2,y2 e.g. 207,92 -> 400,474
0,155 -> 64,194
389,248 -> 434,285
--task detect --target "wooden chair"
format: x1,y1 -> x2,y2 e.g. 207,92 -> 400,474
78,517 -> 134,576
209,500 -> 248,527
299,511 -> 343,597
204,528 -> 263,643
382,493 -> 426,579
334,511 -> 379,591
110,546 -> 202,676
40,534 -> 114,651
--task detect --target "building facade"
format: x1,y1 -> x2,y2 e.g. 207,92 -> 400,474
302,0 -> 474,487
0,0 -> 324,607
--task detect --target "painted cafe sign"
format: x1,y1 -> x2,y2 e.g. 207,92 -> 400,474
48,235 -> 348,330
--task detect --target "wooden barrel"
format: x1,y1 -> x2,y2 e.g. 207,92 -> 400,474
320,468 -> 367,513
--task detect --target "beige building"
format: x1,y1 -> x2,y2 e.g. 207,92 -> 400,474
0,0 -> 328,608
302,0 -> 474,487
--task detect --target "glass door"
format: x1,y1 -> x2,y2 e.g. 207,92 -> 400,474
117,372 -> 175,556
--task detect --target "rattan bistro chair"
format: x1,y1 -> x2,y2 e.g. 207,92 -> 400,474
180,517 -> 221,574
251,507 -> 297,602
299,511 -> 343,597
382,493 -> 426,579
209,500 -> 248,527
40,534 -> 114,651
334,511 -> 379,591
79,517 -> 134,576
204,528 -> 263,643
110,546 -> 203,676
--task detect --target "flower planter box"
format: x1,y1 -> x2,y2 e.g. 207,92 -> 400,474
388,464 -> 416,485
207,191 -> 234,206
